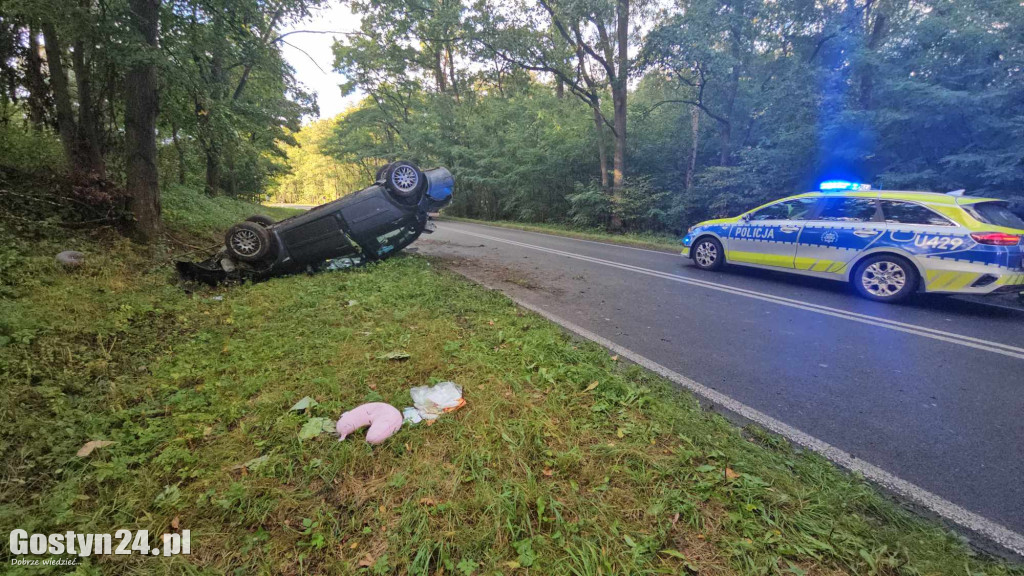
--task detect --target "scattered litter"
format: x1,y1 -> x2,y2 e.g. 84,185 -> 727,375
289,396 -> 319,412
77,440 -> 115,457
377,351 -> 410,361
325,256 -> 364,271
402,407 -> 423,424
210,295 -> 224,301
347,300 -> 359,307
408,381 -> 465,421
56,250 -> 85,268
299,417 -> 335,440
336,402 -> 403,445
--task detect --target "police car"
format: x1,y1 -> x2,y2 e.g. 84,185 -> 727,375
680,182 -> 1024,302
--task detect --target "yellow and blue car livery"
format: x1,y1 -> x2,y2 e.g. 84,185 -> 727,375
680,185 -> 1024,299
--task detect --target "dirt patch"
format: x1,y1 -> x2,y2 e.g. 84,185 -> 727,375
415,246 -> 566,298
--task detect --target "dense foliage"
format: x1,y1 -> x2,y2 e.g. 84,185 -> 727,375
0,0 -> 322,238
323,0 -> 1024,232
1,0 -> 1022,238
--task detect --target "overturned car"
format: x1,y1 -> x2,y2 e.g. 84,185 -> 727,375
177,161 -> 453,284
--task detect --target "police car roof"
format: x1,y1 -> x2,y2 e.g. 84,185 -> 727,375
799,190 -> 1001,206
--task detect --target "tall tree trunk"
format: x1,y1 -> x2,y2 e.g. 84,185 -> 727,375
204,34 -> 225,195
171,123 -> 187,184
71,38 -> 105,175
556,79 -> 564,98
687,105 -> 700,190
608,0 -> 629,229
445,44 -> 459,100
859,13 -> 886,110
205,144 -> 221,194
24,28 -> 49,130
434,47 -> 447,93
592,104 -> 609,189
125,0 -> 162,242
41,22 -> 78,168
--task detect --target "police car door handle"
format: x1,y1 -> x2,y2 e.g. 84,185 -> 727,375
779,226 -> 800,233
853,230 -> 879,237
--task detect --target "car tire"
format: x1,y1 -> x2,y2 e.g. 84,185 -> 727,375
245,214 -> 275,227
225,221 -> 273,263
691,237 -> 725,271
852,254 -> 918,303
375,162 -> 393,183
383,161 -> 426,203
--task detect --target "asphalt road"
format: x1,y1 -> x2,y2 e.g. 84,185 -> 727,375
412,219 -> 1024,548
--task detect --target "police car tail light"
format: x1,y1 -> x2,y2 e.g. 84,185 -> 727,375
970,232 -> 1021,246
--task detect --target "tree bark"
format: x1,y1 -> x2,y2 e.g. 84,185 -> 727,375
71,37 -> 105,175
592,104 -> 608,188
859,13 -> 887,110
204,32 -> 225,195
171,123 -> 187,184
687,105 -> 700,190
608,0 -> 629,229
24,28 -> 50,130
125,0 -> 162,242
41,22 -> 78,168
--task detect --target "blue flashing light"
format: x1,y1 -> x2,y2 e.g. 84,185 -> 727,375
820,180 -> 858,191
819,180 -> 871,192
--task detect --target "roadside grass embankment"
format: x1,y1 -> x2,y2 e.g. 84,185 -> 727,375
441,216 -> 683,253
0,183 -> 1020,574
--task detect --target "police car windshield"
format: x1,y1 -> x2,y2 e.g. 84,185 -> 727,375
971,202 -> 1024,230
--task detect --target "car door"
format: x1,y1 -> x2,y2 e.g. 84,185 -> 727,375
728,197 -> 817,268
796,196 -> 883,275
879,199 -> 966,290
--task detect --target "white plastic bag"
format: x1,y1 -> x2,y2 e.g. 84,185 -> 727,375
409,381 -> 464,420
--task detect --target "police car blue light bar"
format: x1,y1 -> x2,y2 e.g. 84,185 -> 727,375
819,180 -> 871,191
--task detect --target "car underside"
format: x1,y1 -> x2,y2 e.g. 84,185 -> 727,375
176,161 -> 453,285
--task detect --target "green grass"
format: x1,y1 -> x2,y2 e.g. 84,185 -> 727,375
162,184 -> 304,241
1,186 -> 1021,575
443,217 -> 683,253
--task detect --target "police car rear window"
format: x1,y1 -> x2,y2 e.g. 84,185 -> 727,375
816,197 -> 878,222
880,201 -> 953,226
971,202 -> 1024,229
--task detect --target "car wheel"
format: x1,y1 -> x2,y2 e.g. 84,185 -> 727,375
245,214 -> 275,227
375,162 -> 393,183
852,254 -> 918,303
225,221 -> 273,263
383,161 -> 425,203
691,237 -> 725,271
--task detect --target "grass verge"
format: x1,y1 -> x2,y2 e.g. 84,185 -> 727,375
162,184 -> 304,242
442,216 -> 683,253
1,186 -> 1020,575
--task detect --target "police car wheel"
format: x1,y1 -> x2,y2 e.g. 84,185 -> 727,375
692,237 -> 725,270
853,254 -> 917,303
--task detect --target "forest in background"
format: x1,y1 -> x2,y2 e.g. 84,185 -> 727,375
1,0 -> 1023,238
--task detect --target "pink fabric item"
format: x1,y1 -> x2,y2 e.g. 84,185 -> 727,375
336,402 -> 403,445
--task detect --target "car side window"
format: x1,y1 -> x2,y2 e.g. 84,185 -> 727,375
748,198 -> 817,221
815,197 -> 878,222
881,200 -> 954,226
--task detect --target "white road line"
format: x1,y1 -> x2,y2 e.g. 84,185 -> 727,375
451,228 -> 1024,360
444,220 -> 679,255
490,293 -> 1024,556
